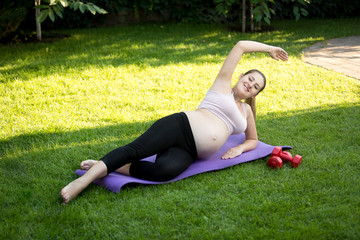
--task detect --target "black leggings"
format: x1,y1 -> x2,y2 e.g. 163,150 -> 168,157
100,112 -> 197,181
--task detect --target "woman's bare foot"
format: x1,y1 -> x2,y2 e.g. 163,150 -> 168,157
81,160 -> 98,170
61,161 -> 108,206
61,179 -> 87,206
81,160 -> 130,175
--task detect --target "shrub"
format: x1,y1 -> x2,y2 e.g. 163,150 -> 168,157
274,0 -> 360,19
0,0 -> 32,42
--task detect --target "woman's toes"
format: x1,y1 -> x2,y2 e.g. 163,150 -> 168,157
81,160 -> 97,170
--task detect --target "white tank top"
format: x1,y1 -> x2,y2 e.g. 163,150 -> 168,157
197,90 -> 247,135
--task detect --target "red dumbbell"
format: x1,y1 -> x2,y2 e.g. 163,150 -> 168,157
267,155 -> 283,169
268,146 -> 302,168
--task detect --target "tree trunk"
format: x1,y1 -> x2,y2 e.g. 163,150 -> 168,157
250,2 -> 254,32
242,0 -> 246,33
35,0 -> 42,41
258,5 -> 263,30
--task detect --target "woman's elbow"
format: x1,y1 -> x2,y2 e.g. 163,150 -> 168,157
236,40 -> 247,49
251,139 -> 258,150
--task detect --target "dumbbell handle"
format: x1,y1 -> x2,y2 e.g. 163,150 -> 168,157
279,151 -> 293,162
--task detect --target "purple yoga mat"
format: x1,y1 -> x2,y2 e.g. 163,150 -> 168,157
75,133 -> 291,193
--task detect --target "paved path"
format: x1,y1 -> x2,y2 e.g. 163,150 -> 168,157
303,36 -> 360,80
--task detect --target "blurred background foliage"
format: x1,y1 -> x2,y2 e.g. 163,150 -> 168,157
1,0 -> 360,43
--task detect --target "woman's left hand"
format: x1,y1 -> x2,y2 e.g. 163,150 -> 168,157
269,46 -> 288,61
222,146 -> 244,159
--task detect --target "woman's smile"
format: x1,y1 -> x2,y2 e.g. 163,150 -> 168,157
243,83 -> 250,92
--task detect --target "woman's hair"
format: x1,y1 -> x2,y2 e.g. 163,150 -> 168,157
244,69 -> 266,94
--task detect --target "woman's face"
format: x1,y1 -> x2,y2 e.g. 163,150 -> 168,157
234,71 -> 265,99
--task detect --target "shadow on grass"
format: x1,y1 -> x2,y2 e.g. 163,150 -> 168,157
1,102 -> 359,181
0,121 -> 153,209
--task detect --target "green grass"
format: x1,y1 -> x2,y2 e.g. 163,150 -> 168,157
1,18 -> 360,239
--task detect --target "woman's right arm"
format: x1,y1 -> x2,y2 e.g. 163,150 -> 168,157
211,41 -> 288,93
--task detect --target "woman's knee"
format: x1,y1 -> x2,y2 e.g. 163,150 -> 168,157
130,162 -> 179,182
152,148 -> 193,181
129,147 -> 194,181
153,163 -> 184,181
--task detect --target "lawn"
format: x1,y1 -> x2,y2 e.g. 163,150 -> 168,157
1,18 -> 359,239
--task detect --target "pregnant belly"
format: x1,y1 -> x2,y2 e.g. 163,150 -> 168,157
184,109 -> 230,158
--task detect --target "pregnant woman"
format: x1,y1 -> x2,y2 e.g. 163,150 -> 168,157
61,40 -> 288,205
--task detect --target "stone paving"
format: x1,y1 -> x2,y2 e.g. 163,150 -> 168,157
303,36 -> 360,80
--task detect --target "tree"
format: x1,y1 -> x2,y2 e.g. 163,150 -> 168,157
242,0 -> 246,33
35,0 -> 42,41
215,0 -> 309,32
35,0 -> 107,41
250,0 -> 277,32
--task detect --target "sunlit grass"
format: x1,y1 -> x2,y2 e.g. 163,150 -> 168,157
1,18 -> 359,239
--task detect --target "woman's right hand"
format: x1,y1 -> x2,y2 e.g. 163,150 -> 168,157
268,46 -> 288,61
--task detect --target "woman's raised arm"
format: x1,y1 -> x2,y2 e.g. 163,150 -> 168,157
211,40 -> 288,93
